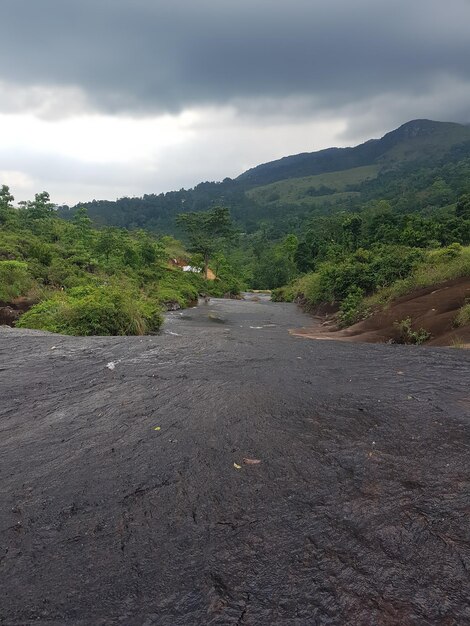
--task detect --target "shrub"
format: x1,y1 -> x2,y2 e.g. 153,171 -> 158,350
152,268 -> 201,305
295,245 -> 424,308
366,245 -> 470,309
17,285 -> 163,336
0,260 -> 32,301
271,286 -> 294,302
433,242 -> 463,260
338,287 -> 368,327
393,318 -> 430,345
454,303 -> 470,327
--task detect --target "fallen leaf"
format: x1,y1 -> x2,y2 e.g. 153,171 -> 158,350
154,426 -> 161,431
243,458 -> 261,465
233,463 -> 242,470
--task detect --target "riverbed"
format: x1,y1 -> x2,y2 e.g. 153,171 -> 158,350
1,297 -> 469,624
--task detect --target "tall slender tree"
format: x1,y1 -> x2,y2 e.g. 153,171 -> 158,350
176,207 -> 234,279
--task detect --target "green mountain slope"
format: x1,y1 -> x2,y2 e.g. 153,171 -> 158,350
237,120 -> 470,186
246,164 -> 380,208
59,119 -> 470,234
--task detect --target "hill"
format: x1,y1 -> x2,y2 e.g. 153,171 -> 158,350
246,164 -> 380,208
238,119 -> 470,185
59,119 -> 470,235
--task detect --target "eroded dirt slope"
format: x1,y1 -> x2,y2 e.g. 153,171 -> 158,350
294,277 -> 470,347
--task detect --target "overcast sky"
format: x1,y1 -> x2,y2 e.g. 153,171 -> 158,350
1,0 -> 470,205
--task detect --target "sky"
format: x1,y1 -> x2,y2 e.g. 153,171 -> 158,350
1,0 -> 470,205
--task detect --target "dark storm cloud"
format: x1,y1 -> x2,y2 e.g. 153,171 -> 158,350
1,0 -> 470,117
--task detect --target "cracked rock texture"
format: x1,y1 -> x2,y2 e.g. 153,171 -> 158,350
1,297 -> 469,625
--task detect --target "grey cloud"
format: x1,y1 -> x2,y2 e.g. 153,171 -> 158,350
0,149 -> 150,204
2,0 -> 470,118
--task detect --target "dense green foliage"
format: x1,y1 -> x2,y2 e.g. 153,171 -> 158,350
176,206 -> 235,279
455,302 -> 470,327
57,120 -> 470,240
54,120 -> 470,307
0,260 -> 32,302
3,120 -> 470,338
0,188 -> 242,335
277,243 -> 470,328
17,286 -> 162,336
393,318 -> 430,345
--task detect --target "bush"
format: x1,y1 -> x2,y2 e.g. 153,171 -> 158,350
454,303 -> 470,327
433,242 -> 463,260
0,260 -> 32,301
271,286 -> 294,302
338,287 -> 368,327
152,268 -> 201,306
366,245 -> 470,309
17,285 -> 163,336
393,318 -> 430,345
292,245 -> 424,309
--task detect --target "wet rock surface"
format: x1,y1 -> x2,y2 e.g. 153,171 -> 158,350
0,298 -> 469,625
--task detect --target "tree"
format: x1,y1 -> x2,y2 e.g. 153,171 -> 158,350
281,233 -> 299,261
72,206 -> 93,246
0,185 -> 15,225
342,215 -> 362,251
176,206 -> 234,279
0,184 -> 14,209
95,227 -> 123,261
20,191 -> 56,220
456,194 -> 470,219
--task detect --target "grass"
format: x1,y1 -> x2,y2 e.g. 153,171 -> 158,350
246,165 -> 379,207
454,303 -> 470,327
365,245 -> 470,309
450,337 -> 466,348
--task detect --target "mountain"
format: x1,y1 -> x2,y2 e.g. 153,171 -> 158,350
237,120 -> 470,186
60,119 -> 470,234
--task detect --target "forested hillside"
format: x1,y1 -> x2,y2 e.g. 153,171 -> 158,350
3,119 -> 470,341
0,188 -> 241,335
58,119 -> 470,237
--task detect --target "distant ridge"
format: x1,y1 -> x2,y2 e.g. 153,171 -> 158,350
60,118 -> 470,234
236,119 -> 470,186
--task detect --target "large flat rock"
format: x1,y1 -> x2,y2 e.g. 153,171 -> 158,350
1,298 -> 469,624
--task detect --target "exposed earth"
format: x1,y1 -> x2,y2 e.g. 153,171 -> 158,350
292,278 -> 470,347
1,296 -> 469,625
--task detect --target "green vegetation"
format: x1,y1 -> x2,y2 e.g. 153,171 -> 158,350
277,241 -> 470,322
272,201 -> 470,336
393,318 -> 430,345
246,165 -> 379,208
176,206 -> 234,279
3,120 -> 470,341
338,287 -> 368,328
454,302 -> 470,328
365,245 -> 470,309
58,120 -> 470,238
0,187 -> 243,335
0,260 -> 33,302
17,286 -> 162,336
